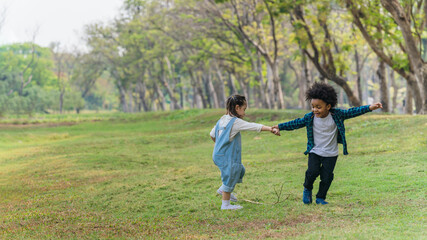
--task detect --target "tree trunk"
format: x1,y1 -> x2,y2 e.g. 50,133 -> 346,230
270,62 -> 285,109
206,69 -> 219,108
405,73 -> 424,113
423,66 -> 427,113
377,60 -> 389,112
227,71 -> 237,95
160,62 -> 181,110
192,85 -> 202,109
331,75 -> 361,107
128,91 -> 134,113
355,48 -> 363,104
257,51 -> 271,109
153,82 -> 166,111
405,83 -> 414,114
138,81 -> 149,112
390,69 -> 398,113
178,76 -> 184,109
59,90 -> 64,114
214,63 -> 226,108
234,72 -> 248,98
300,46 -> 311,110
148,68 -> 165,111
136,67 -> 149,112
288,61 -> 305,109
202,73 -> 212,109
19,73 -> 33,96
197,77 -> 207,108
189,70 -> 207,108
242,42 -> 260,108
339,88 -> 344,106
116,81 -> 128,112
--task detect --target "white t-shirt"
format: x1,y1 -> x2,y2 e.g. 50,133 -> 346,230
210,115 -> 263,141
310,113 -> 339,157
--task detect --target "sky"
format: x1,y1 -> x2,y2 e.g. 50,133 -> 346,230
0,0 -> 123,50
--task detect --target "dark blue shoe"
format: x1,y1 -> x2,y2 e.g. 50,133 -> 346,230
302,188 -> 312,204
316,198 -> 328,205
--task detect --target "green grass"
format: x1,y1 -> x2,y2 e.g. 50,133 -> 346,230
0,109 -> 425,239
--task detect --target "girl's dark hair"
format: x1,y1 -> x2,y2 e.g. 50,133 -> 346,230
226,94 -> 246,118
306,82 -> 338,108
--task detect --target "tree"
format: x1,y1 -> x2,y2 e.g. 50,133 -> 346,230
288,2 -> 362,107
380,0 -> 427,114
0,43 -> 56,115
51,42 -> 78,114
71,52 -> 104,113
203,0 -> 287,109
345,0 -> 426,114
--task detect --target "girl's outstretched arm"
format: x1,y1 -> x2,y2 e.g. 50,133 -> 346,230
261,126 -> 272,132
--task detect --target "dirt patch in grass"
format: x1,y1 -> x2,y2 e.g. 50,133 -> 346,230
123,209 -> 324,239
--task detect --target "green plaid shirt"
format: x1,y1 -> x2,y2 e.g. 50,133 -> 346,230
278,105 -> 372,155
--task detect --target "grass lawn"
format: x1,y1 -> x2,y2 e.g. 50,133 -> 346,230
0,109 -> 425,239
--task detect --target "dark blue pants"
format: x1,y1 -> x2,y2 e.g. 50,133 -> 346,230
304,153 -> 338,199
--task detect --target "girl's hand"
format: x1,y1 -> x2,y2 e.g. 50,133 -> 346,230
369,102 -> 383,111
271,125 -> 280,136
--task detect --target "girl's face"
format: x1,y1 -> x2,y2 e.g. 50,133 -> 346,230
235,103 -> 247,118
311,99 -> 331,118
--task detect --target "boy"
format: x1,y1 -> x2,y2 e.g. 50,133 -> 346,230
272,82 -> 382,204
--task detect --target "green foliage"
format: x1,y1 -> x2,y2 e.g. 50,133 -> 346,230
0,43 -> 56,87
392,53 -> 410,71
1,0 -> 424,114
63,91 -> 85,111
0,43 -> 62,115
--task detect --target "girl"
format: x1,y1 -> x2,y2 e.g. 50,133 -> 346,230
210,95 -> 278,210
272,82 -> 382,205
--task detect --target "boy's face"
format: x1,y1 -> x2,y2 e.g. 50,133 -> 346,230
235,103 -> 247,118
311,99 -> 331,118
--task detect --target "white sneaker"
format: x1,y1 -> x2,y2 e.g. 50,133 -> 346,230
221,204 -> 243,210
217,189 -> 238,202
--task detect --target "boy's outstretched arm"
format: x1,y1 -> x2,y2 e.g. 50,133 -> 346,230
276,117 -> 306,131
270,116 -> 307,136
342,103 -> 382,119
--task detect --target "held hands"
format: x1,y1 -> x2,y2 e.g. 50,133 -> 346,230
369,102 -> 383,111
270,125 -> 280,136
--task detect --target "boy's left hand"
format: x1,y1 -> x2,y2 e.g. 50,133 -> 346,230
369,102 -> 383,111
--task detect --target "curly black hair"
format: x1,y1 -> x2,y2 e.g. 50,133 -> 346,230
226,94 -> 246,118
306,82 -> 338,108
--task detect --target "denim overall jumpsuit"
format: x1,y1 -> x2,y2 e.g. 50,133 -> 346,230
212,117 -> 245,193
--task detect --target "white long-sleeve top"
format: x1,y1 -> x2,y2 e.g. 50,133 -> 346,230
210,115 -> 264,141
